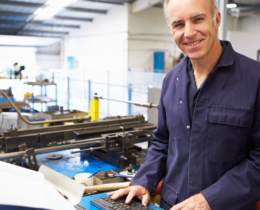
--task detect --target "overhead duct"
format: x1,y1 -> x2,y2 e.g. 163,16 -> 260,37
233,0 -> 260,5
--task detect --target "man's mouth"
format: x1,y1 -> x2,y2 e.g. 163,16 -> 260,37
186,40 -> 202,46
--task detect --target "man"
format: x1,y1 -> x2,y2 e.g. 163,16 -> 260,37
108,0 -> 260,209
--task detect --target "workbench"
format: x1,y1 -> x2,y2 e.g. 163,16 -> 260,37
37,150 -> 160,210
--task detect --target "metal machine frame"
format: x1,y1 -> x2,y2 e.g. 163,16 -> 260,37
0,115 -> 154,168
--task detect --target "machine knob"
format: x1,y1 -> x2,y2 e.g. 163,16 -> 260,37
131,153 -> 138,158
120,155 -> 128,161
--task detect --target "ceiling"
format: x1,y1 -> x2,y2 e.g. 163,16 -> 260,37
0,0 -> 135,38
0,0 -> 260,38
228,0 -> 260,17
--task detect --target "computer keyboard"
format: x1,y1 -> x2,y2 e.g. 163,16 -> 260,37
90,196 -> 156,210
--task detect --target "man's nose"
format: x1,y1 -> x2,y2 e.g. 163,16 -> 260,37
184,23 -> 196,38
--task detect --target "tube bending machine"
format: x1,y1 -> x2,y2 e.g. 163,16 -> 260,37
0,115 -> 161,209
0,90 -> 161,209
0,115 -> 154,169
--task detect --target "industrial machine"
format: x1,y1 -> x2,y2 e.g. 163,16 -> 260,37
0,90 -> 161,210
0,90 -> 158,170
0,114 -> 155,169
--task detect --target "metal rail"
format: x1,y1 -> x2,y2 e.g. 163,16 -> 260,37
95,95 -> 159,109
0,90 -> 90,125
71,146 -> 106,154
0,138 -> 104,160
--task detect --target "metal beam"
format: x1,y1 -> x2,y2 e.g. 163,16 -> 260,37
132,0 -> 162,13
29,21 -> 80,29
53,16 -> 93,22
63,7 -> 107,14
0,20 -> 22,25
0,20 -> 80,29
0,0 -> 43,7
235,6 -> 260,12
0,12 -> 92,23
0,26 -> 19,30
0,28 -> 69,36
0,28 -> 16,32
0,11 -> 31,17
20,29 -> 69,35
81,0 -> 127,5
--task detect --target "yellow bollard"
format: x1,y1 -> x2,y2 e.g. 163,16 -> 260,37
24,92 -> 33,100
88,98 -> 99,121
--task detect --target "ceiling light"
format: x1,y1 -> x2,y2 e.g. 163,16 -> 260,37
34,0 -> 77,20
227,4 -> 237,8
34,8 -> 43,15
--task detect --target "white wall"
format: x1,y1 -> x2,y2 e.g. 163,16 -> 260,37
237,16 -> 260,34
227,31 -> 260,61
36,54 -> 61,71
62,4 -> 129,72
128,6 -> 180,72
0,46 -> 37,80
58,4 -> 129,117
226,15 -> 260,61
35,43 -> 61,72
226,15 -> 260,35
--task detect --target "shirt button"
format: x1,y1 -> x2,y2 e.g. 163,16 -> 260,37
187,125 -> 190,129
180,101 -> 182,104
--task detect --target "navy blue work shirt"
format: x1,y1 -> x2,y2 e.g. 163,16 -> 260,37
131,41 -> 260,210
187,41 -> 227,123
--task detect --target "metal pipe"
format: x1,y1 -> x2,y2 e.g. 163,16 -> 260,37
0,139 -> 103,161
71,146 -> 105,154
0,90 -> 90,125
57,137 -> 105,145
217,0 -> 228,40
95,95 -> 159,109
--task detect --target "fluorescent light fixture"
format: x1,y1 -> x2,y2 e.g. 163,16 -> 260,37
34,8 -> 43,15
227,3 -> 237,8
34,0 -> 77,20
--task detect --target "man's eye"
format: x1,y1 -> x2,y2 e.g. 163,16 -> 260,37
195,18 -> 203,21
173,24 -> 182,28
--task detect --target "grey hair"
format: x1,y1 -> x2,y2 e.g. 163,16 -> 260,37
163,0 -> 219,25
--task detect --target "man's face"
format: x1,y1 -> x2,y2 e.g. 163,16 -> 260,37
166,0 -> 221,60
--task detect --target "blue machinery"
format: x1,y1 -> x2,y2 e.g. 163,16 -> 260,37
0,90 -> 162,210
0,114 -> 158,209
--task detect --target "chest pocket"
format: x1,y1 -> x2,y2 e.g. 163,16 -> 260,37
206,105 -> 254,163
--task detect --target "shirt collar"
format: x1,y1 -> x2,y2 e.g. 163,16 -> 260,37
214,40 -> 235,69
179,40 -> 236,72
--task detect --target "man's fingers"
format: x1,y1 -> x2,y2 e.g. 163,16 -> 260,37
141,193 -> 150,206
170,206 -> 180,210
171,201 -> 185,210
107,192 -> 114,196
181,207 -> 192,210
111,188 -> 130,200
125,189 -> 137,204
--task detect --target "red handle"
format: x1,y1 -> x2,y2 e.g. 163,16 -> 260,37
153,180 -> 163,195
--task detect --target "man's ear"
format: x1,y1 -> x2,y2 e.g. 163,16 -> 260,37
215,12 -> 221,30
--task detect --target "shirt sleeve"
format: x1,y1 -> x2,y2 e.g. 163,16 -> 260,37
131,79 -> 169,195
201,92 -> 260,210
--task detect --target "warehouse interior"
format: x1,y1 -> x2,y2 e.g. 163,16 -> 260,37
0,0 -> 260,209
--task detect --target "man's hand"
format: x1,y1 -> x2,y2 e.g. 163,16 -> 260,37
107,185 -> 150,206
170,193 -> 211,210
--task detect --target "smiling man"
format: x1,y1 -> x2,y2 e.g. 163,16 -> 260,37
108,0 -> 260,209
